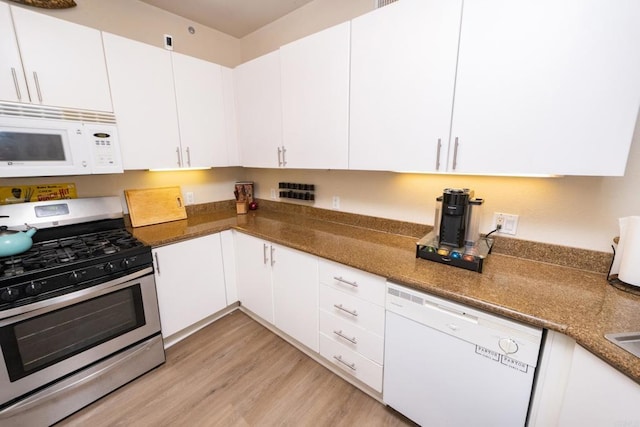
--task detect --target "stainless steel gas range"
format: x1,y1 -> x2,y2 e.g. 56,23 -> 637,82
0,197 -> 165,426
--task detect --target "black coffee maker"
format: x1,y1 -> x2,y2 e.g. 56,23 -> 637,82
438,188 -> 474,247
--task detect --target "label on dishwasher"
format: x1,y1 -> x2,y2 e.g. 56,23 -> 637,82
501,355 -> 529,373
475,345 -> 530,373
475,345 -> 501,362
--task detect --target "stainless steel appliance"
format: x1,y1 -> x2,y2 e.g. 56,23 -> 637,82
417,188 -> 492,272
384,282 -> 543,426
0,197 -> 164,426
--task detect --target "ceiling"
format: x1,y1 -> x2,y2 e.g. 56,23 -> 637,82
139,0 -> 316,38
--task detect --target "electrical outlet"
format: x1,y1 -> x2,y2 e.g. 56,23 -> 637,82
493,212 -> 519,235
185,192 -> 195,205
332,196 -> 340,210
270,188 -> 277,199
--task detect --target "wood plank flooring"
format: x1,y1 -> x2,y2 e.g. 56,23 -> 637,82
56,310 -> 415,427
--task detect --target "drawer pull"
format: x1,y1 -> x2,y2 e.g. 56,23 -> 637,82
333,329 -> 357,344
333,303 -> 358,317
333,276 -> 358,288
333,355 -> 356,371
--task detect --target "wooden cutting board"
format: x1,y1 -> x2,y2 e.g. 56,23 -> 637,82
125,187 -> 187,227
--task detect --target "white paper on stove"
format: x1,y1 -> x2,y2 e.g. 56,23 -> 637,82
618,216 -> 640,287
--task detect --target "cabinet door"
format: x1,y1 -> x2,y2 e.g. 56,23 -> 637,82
221,66 -> 240,166
349,0 -> 461,173
234,51 -> 282,168
10,6 -> 112,112
234,232 -> 274,323
0,3 -> 28,104
103,33 -> 180,170
272,244 -> 319,352
153,234 -> 227,338
172,52 -> 226,168
557,345 -> 640,425
280,22 -> 350,169
450,0 -> 640,176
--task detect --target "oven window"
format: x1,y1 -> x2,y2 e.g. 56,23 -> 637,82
0,131 -> 66,161
0,285 -> 146,382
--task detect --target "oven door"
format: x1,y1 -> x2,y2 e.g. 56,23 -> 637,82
0,268 -> 161,406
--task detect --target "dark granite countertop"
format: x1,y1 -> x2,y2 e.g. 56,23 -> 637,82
129,204 -> 640,385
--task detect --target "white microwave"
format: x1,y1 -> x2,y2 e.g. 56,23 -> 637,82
0,113 -> 123,178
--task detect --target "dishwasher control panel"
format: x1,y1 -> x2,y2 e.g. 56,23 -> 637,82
386,282 -> 543,367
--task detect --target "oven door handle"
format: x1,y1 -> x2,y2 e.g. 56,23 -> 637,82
0,335 -> 161,420
0,267 -> 153,323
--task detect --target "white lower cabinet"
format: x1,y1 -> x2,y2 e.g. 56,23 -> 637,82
234,232 -> 319,351
317,259 -> 386,392
153,234 -> 227,338
557,345 -> 640,426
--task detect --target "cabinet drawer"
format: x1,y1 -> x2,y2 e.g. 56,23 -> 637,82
319,310 -> 384,365
320,284 -> 385,335
318,259 -> 385,306
319,334 -> 383,392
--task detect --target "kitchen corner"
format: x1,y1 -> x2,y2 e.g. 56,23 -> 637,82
129,199 -> 640,385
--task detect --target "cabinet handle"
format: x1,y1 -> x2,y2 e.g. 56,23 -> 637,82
281,146 -> 287,167
333,355 -> 356,371
333,329 -> 357,344
11,68 -> 22,101
333,303 -> 358,317
186,146 -> 191,167
452,137 -> 459,170
333,276 -> 358,288
435,138 -> 442,171
154,253 -> 161,275
263,243 -> 269,264
270,245 -> 275,266
176,147 -> 182,167
33,71 -> 43,103
277,147 -> 283,167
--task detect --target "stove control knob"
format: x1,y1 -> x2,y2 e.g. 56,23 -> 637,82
1,288 -> 19,302
69,271 -> 81,283
120,258 -> 131,269
104,262 -> 115,273
25,281 -> 43,296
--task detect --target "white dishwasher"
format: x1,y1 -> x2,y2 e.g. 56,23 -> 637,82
384,282 -> 543,427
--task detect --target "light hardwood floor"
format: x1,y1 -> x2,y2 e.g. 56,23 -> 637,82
57,310 -> 415,426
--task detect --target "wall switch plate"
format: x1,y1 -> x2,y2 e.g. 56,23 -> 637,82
332,196 -> 340,210
270,188 -> 277,199
493,212 -> 519,235
185,191 -> 194,205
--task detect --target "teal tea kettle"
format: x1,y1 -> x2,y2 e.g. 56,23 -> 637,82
0,222 -> 37,257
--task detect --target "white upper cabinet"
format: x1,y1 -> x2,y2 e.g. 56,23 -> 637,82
449,0 -> 640,176
1,4 -> 112,111
349,0 -> 461,173
0,3 -> 28,104
103,33 -> 231,170
221,66 -> 240,166
172,52 -> 227,168
280,22 -> 351,169
103,32 -> 180,170
234,50 -> 283,168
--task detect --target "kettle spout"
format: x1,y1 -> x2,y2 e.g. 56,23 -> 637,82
25,224 -> 37,238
